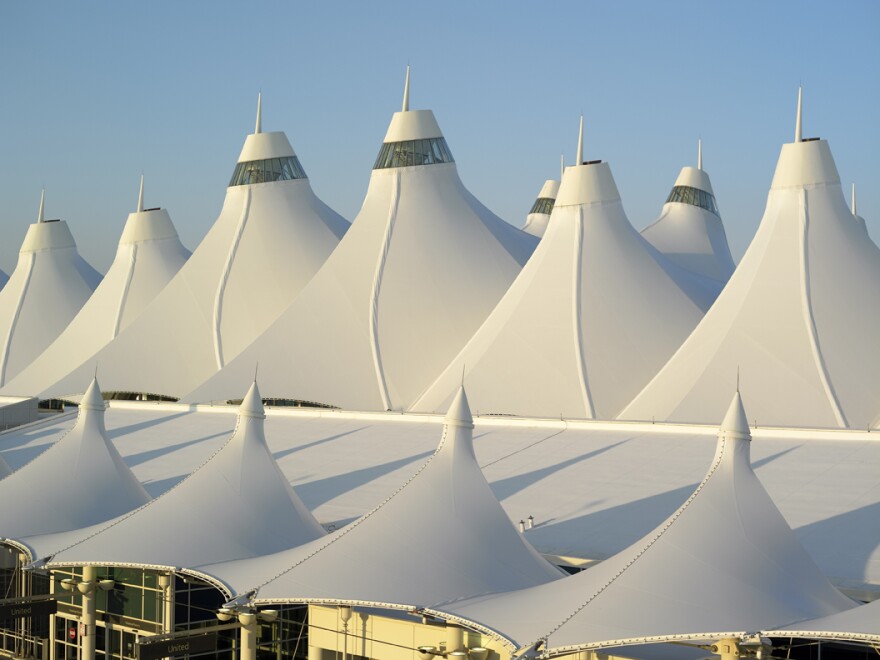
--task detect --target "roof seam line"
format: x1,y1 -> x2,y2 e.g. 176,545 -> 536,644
571,207 -> 594,418
213,187 -> 252,369
111,243 -> 138,340
0,252 -> 36,385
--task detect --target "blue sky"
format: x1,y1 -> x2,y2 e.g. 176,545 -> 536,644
0,1 -> 877,272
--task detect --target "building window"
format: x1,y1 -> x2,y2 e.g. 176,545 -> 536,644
665,185 -> 719,215
229,156 -> 307,186
529,197 -> 555,215
373,137 -> 454,169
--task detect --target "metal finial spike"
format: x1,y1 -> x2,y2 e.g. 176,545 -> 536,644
851,183 -> 857,216
137,174 -> 145,212
254,362 -> 259,383
461,363 -> 466,388
697,137 -> 703,170
37,189 -> 45,223
736,366 -> 740,393
576,115 -> 584,165
402,65 -> 411,112
255,92 -> 262,134
795,86 -> 803,143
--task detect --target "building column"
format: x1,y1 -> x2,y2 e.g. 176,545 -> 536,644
307,645 -> 322,660
158,573 -> 174,634
80,567 -> 96,660
239,616 -> 257,660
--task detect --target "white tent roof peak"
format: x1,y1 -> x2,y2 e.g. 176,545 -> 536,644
555,159 -> 620,207
538,179 -> 560,200
672,166 -> 715,196
255,92 -> 262,134
79,377 -> 106,413
795,85 -> 803,143
697,137 -> 703,170
444,385 -> 473,430
720,389 -> 750,441
402,64 -> 410,112
239,380 -> 265,419
136,174 -> 144,212
37,189 -> 45,223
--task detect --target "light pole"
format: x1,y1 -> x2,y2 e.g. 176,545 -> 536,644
59,567 -> 114,660
339,606 -> 352,660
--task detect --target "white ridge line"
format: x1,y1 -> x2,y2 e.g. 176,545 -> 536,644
111,243 -> 138,339
213,187 -> 252,369
571,207 -> 594,418
0,252 -> 36,386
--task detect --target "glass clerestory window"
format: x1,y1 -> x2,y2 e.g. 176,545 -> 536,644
529,197 -> 555,215
666,185 -> 719,215
229,156 -> 307,186
373,137 -> 454,169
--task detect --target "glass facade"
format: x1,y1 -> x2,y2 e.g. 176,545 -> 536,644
665,185 -> 719,215
229,156 -> 307,186
373,137 -> 454,169
529,197 -> 555,215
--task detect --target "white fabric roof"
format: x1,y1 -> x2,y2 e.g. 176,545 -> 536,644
410,155 -> 706,420
522,179 -> 559,238
428,392 -> 856,655
0,451 -> 10,478
182,87 -> 537,411
766,597 -> 880,643
44,381 -> 325,577
16,114 -> 348,400
0,379 -> 149,546
3,190 -> 190,396
0,269 -> 8,291
622,122 -> 880,430
641,164 -> 736,285
0,219 -> 101,387
200,387 -> 563,608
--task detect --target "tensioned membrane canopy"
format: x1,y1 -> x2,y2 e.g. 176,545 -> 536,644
0,378 -> 149,548
428,391 -> 855,655
199,387 -> 563,608
622,98 -> 880,429
641,155 -> 736,287
45,381 -> 325,579
0,269 -> 8,291
411,133 -> 708,420
0,217 -> 101,387
183,80 -> 537,411
14,104 -> 348,400
765,597 -> 880,643
3,181 -> 190,396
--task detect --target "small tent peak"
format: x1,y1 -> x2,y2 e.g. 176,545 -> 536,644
255,92 -> 262,134
445,386 -> 474,429
795,86 -> 803,143
698,138 -> 703,170
37,189 -> 45,223
402,64 -> 411,112
136,174 -> 145,213
80,377 -> 106,413
720,389 -> 750,440
239,380 -> 265,419
576,115 -> 584,165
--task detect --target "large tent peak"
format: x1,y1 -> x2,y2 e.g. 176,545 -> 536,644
37,189 -> 45,223
720,388 -> 750,441
444,385 -> 474,430
795,86 -> 803,143
239,380 -> 265,419
402,64 -> 411,112
255,92 -> 262,134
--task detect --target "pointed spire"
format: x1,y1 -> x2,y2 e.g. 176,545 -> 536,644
697,138 -> 703,170
575,115 -> 584,165
851,183 -> 857,216
80,377 -> 106,412
239,380 -> 265,419
255,92 -> 262,134
402,65 -> 411,112
136,174 -> 144,212
795,86 -> 803,143
445,386 -> 474,429
560,153 -> 565,179
37,189 -> 45,223
720,389 -> 750,441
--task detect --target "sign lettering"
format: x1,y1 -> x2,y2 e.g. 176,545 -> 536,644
138,632 -> 217,660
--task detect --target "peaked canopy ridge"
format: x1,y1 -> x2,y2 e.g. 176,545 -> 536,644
427,389 -> 855,656
182,71 -> 538,411
0,196 -> 102,387
765,597 -> 880,644
411,119 -> 708,420
2,178 -> 191,396
18,98 -> 349,401
641,141 -> 736,286
198,386 -> 563,608
621,89 -> 880,429
522,179 -> 560,238
0,378 -> 149,552
44,381 -> 326,576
